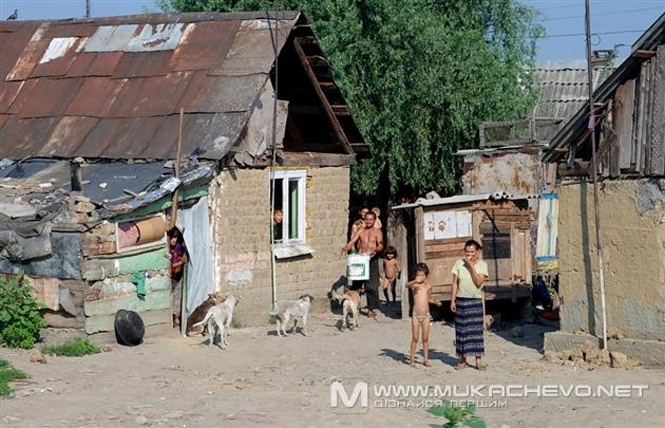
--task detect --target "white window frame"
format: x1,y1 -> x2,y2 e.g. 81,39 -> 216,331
271,169 -> 307,245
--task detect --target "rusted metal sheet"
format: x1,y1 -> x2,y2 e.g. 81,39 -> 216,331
0,24 -> 42,76
35,116 -> 99,157
460,150 -> 543,196
0,117 -> 59,159
211,19 -> 293,77
0,81 -> 22,111
171,21 -> 240,72
112,51 -> 172,78
16,77 -> 84,119
30,37 -> 82,78
63,77 -> 127,117
124,72 -> 194,117
179,73 -> 267,113
7,23 -> 50,81
68,51 -> 124,77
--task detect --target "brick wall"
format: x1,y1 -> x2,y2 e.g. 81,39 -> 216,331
209,166 -> 350,326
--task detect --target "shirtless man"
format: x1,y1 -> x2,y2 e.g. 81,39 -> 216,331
341,210 -> 384,317
405,263 -> 440,367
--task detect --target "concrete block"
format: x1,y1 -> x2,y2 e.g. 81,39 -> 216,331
543,331 -> 600,352
608,338 -> 665,367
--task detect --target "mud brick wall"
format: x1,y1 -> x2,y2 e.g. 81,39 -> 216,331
209,166 -> 350,326
557,179 -> 665,341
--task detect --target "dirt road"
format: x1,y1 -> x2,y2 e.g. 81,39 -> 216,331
1,304 -> 664,428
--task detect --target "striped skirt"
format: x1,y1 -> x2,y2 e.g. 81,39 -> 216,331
454,297 -> 484,357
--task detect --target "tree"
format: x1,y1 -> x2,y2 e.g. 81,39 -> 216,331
159,0 -> 543,200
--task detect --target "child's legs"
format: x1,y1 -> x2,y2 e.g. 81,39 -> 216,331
390,279 -> 397,301
410,316 -> 420,362
421,316 -> 431,361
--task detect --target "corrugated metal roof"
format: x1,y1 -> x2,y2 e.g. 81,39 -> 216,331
533,61 -> 607,120
0,12 -> 310,161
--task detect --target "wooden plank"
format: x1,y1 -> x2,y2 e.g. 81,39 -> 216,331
84,289 -> 171,317
386,209 -> 411,319
635,62 -> 647,173
425,249 -> 465,260
610,84 -> 624,177
81,247 -> 169,280
649,48 -> 665,174
95,275 -> 170,298
424,241 -> 465,253
622,79 -> 636,169
85,308 -> 172,334
252,152 -> 356,167
414,207 -> 425,264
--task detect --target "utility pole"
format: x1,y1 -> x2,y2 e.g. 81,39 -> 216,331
86,0 -> 91,18
584,0 -> 608,349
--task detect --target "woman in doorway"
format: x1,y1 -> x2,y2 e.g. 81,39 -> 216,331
450,239 -> 489,370
169,228 -> 188,327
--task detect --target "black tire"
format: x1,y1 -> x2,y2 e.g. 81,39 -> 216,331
114,309 -> 145,346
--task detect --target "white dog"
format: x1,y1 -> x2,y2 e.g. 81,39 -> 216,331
341,289 -> 361,331
271,295 -> 313,337
192,294 -> 240,349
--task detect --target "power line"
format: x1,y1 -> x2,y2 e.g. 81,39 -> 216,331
539,6 -> 665,22
534,29 -> 646,39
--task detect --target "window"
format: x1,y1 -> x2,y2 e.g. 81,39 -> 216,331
480,222 -> 511,259
271,170 -> 306,244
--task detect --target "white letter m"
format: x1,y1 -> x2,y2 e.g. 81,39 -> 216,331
330,381 -> 368,411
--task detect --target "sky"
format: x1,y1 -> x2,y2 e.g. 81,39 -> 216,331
1,0 -> 665,64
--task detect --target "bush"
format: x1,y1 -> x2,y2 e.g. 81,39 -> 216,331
42,338 -> 102,357
0,358 -> 28,398
0,275 -> 44,349
428,401 -> 486,428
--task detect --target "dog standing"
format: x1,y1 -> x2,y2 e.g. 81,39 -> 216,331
341,288 -> 361,331
185,292 -> 226,337
192,294 -> 240,349
271,295 -> 313,337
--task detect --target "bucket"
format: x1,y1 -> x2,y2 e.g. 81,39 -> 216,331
346,254 -> 370,281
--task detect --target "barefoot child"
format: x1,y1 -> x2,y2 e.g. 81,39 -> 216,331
381,246 -> 401,304
406,263 -> 440,367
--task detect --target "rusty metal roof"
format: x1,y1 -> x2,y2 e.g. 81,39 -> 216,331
0,12 -> 306,161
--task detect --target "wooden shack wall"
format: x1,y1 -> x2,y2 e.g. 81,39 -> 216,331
414,201 -> 532,301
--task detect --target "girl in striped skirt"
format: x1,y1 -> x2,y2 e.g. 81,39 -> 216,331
450,239 -> 489,370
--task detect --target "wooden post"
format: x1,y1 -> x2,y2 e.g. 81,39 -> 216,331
170,108 -> 184,229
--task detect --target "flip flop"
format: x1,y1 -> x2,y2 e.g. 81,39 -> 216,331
454,362 -> 468,370
476,364 -> 487,371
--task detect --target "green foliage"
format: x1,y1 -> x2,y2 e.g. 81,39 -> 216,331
0,276 -> 45,349
159,0 -> 543,198
428,401 -> 486,428
268,314 -> 277,325
0,359 -> 28,398
41,338 -> 102,357
230,318 -> 244,328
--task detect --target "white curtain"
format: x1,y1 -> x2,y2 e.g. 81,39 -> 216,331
177,196 -> 214,333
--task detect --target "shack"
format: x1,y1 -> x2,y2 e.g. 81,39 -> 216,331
390,193 -> 534,317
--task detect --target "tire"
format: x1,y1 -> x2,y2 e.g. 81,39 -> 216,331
114,309 -> 145,346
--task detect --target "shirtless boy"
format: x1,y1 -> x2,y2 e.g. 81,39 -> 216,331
341,211 -> 384,317
406,263 -> 440,367
381,246 -> 401,304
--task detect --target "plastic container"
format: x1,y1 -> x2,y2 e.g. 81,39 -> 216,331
346,254 -> 370,281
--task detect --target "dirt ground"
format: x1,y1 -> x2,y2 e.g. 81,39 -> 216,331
1,301 -> 664,428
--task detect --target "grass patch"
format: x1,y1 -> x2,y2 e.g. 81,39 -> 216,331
0,358 -> 28,398
41,338 -> 102,357
230,318 -> 244,329
268,314 -> 277,325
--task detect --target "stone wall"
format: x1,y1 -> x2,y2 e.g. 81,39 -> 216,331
208,166 -> 350,326
557,179 -> 665,341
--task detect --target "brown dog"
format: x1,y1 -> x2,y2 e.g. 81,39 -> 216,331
186,292 -> 226,337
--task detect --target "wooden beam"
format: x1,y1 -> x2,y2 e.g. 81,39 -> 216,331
649,44 -> 665,174
293,38 -> 353,154
253,152 -> 356,167
632,49 -> 656,59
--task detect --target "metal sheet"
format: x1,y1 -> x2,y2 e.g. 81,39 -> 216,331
7,23 -> 50,81
37,116 -> 99,157
16,77 -> 84,119
170,21 -> 240,71
179,73 -> 267,113
67,51 -> 123,77
123,72 -> 194,117
63,77 -> 127,117
112,50 -> 173,78
0,117 -> 59,159
127,23 -> 185,52
30,37 -> 81,78
0,81 -> 23,111
83,24 -> 140,52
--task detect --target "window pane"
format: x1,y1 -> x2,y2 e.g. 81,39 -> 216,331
288,179 -> 299,239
